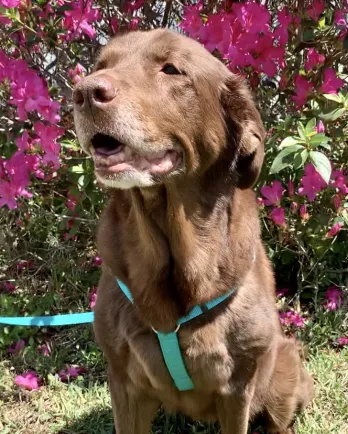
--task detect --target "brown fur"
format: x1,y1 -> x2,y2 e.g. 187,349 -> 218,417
73,29 -> 314,434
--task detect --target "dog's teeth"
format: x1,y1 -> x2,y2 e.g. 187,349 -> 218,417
124,146 -> 133,160
146,151 -> 167,162
154,151 -> 166,159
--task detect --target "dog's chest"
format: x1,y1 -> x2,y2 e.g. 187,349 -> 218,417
126,322 -> 234,415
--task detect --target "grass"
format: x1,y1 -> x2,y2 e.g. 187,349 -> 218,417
0,345 -> 347,434
0,208 -> 347,434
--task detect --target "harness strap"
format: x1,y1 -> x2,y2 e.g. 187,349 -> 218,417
116,278 -> 234,391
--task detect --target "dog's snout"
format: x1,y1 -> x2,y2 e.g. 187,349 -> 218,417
73,76 -> 116,110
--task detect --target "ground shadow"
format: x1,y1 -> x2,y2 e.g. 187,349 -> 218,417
58,407 -> 265,434
58,408 -> 114,434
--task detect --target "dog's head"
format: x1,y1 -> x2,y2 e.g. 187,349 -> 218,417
73,29 -> 265,190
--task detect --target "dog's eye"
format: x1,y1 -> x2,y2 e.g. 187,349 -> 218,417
161,64 -> 181,75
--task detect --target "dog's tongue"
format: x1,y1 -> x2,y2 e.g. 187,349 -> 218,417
94,147 -> 179,175
94,145 -> 124,156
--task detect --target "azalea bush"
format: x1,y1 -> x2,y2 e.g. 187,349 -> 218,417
0,0 -> 347,390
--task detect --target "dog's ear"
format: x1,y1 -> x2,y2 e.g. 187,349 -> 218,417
221,74 -> 266,189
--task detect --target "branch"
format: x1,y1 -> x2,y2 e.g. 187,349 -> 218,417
162,0 -> 173,27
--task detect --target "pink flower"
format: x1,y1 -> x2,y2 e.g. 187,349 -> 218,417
124,0 -> 145,13
63,0 -> 100,40
0,0 -> 20,7
2,280 -> 15,292
292,75 -> 314,108
335,10 -> 348,38
227,26 -> 254,71
16,260 -> 31,271
315,120 -> 325,133
331,169 -> 348,194
33,122 -> 64,169
16,130 -> 32,152
322,287 -> 344,311
7,57 -> 61,123
335,10 -> 348,27
320,68 -> 345,94
180,2 -> 203,39
327,222 -> 343,238
293,15 -> 301,27
233,2 -> 271,34
305,48 -> 325,72
92,256 -> 102,266
256,197 -> 264,206
249,32 -> 285,77
0,182 -> 19,209
276,288 -> 289,297
261,180 -> 284,206
0,13 -> 12,25
128,17 -> 140,31
307,0 -> 325,22
279,310 -> 305,327
279,72 -> 288,90
298,164 -> 327,201
38,343 -> 51,356
89,286 -> 98,309
65,189 -> 82,211
270,207 -> 285,226
333,195 -> 341,211
300,204 -> 309,220
67,63 -> 85,84
58,366 -> 87,382
15,371 -> 40,391
110,16 -> 119,34
338,337 -> 348,346
8,339 -> 25,354
290,202 -> 298,213
274,8 -> 292,45
199,14 -> 231,54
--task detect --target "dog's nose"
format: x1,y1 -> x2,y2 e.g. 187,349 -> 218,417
73,76 -> 116,110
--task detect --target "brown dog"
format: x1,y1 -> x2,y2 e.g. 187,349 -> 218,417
73,29 -> 314,434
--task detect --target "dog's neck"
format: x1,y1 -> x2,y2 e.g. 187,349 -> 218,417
101,180 -> 260,331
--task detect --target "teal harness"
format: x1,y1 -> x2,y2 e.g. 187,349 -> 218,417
117,278 -> 234,391
0,278 -> 234,392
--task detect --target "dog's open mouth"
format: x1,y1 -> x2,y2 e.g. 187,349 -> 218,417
90,133 -> 182,176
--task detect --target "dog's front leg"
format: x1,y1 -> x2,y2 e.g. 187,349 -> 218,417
217,390 -> 253,434
109,368 -> 160,434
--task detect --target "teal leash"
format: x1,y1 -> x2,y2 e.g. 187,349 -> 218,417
0,312 -> 94,327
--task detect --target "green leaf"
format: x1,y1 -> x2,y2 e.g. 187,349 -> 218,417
70,164 -> 84,173
270,145 -> 305,174
344,33 -> 348,52
297,122 -> 306,140
283,116 -> 293,130
294,149 -> 309,170
78,175 -> 85,188
279,136 -> 304,149
303,28 -> 315,42
323,94 -> 343,104
309,151 -> 332,183
316,142 -> 331,150
319,108 -> 346,122
305,118 -> 316,135
309,134 -> 330,147
318,16 -> 325,29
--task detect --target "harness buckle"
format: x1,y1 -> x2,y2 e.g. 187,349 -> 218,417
151,324 -> 180,335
